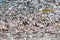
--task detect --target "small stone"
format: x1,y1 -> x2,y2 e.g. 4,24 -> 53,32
34,23 -> 39,27
2,29 -> 8,31
22,21 -> 28,26
46,23 -> 49,26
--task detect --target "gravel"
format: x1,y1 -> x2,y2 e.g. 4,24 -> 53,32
0,0 -> 60,40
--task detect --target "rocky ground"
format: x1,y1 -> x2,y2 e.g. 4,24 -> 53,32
0,0 -> 60,40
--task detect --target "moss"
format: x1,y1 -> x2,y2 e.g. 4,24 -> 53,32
39,8 -> 54,12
